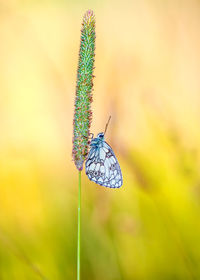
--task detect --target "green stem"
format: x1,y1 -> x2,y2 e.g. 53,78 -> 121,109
77,171 -> 81,280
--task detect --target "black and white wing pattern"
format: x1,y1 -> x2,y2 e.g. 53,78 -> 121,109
85,141 -> 123,188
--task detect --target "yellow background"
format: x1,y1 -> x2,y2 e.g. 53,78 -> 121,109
0,0 -> 200,279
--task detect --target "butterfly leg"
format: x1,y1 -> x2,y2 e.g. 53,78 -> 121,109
89,133 -> 94,139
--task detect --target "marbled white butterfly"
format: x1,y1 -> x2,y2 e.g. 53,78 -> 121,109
85,117 -> 123,188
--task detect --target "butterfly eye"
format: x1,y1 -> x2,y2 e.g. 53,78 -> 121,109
98,133 -> 104,138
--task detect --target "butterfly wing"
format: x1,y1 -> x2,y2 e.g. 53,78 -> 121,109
85,141 -> 123,188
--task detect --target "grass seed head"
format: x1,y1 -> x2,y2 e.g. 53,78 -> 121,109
72,10 -> 96,171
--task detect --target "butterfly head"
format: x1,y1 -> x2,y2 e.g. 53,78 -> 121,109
97,132 -> 104,140
90,132 -> 104,147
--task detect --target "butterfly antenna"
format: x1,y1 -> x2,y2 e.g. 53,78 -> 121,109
104,116 -> 111,135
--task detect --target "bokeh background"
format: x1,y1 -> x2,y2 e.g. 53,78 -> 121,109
1,0 -> 200,279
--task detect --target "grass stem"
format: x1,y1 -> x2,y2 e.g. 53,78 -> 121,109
77,171 -> 81,280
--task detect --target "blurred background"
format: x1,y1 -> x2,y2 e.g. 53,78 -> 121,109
0,0 -> 200,279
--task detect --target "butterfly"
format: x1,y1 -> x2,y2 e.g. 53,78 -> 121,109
85,118 -> 123,188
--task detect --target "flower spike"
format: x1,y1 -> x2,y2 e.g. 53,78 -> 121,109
72,10 -> 96,171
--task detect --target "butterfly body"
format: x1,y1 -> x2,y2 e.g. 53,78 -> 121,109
85,132 -> 123,188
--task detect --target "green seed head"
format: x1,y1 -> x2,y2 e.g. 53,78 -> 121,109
72,10 -> 96,171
